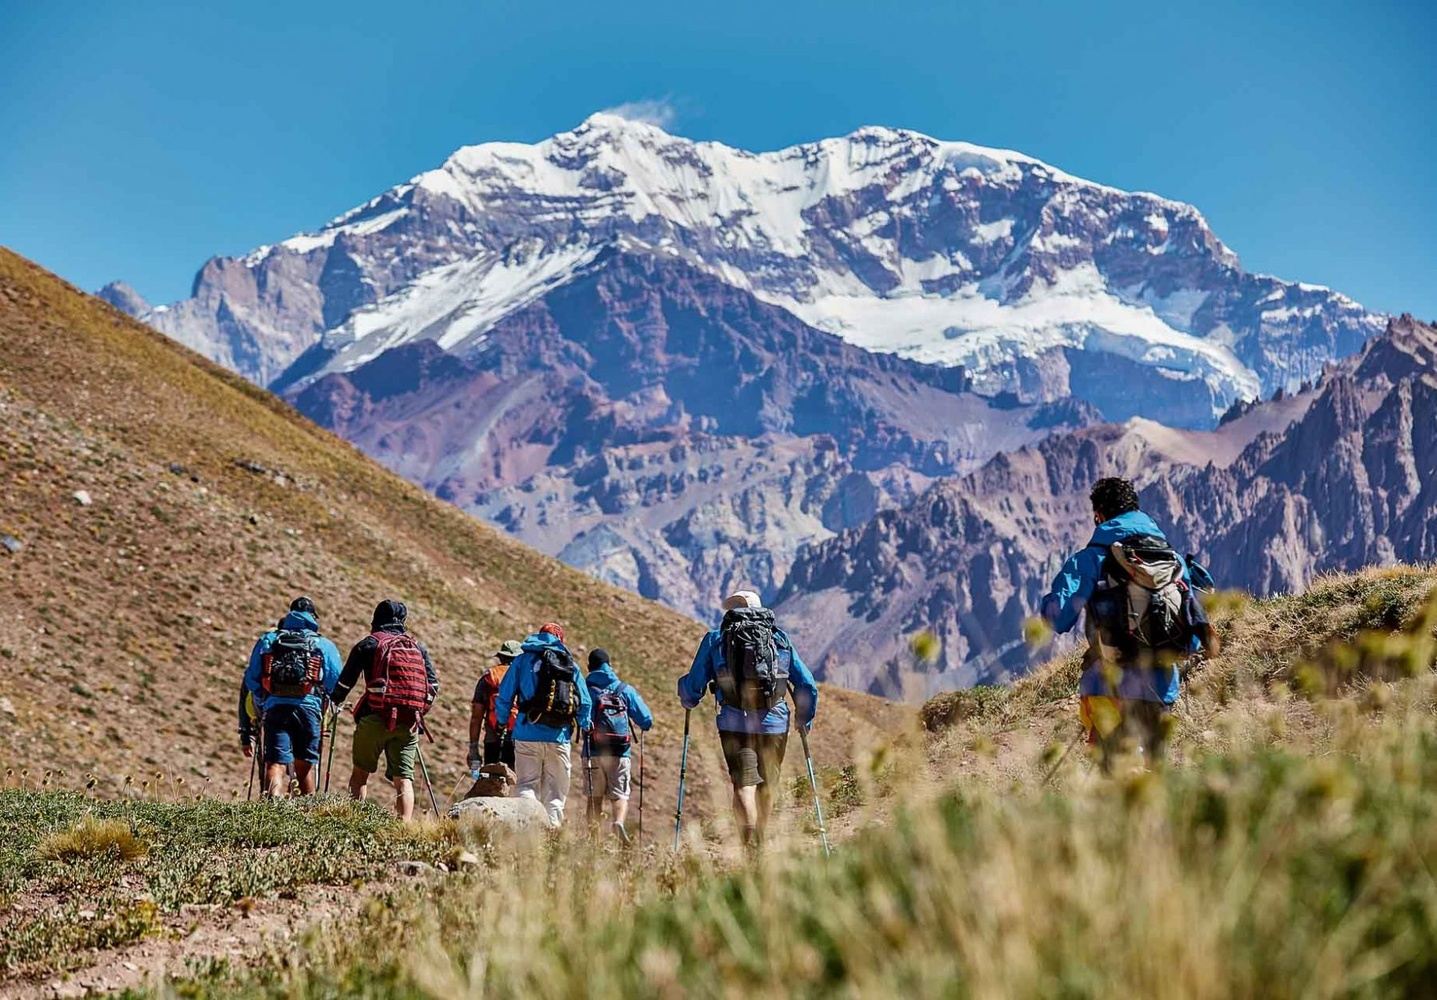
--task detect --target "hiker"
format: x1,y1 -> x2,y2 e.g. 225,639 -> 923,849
242,597 -> 342,798
1040,477 -> 1217,767
584,648 -> 653,843
331,599 -> 438,821
677,591 -> 818,849
494,622 -> 592,828
469,639 -> 521,771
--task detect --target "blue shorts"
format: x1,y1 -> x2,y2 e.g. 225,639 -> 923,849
263,703 -> 322,766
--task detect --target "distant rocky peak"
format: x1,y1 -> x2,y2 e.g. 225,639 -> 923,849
95,280 -> 150,318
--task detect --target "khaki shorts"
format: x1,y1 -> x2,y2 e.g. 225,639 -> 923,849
586,753 -> 632,801
352,714 -> 418,781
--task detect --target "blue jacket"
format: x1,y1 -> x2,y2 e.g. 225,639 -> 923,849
677,626 -> 819,735
243,610 -> 342,714
585,664 -> 653,757
496,633 -> 593,743
1040,510 -> 1192,705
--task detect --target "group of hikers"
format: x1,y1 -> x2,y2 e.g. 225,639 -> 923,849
238,588 -> 820,848
236,475 -> 1213,844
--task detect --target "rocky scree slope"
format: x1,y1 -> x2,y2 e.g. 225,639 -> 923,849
778,316 -> 1437,696
0,249 -> 905,813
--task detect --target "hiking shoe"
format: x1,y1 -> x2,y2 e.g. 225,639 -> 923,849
612,822 -> 631,845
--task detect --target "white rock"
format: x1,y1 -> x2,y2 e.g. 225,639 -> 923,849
72,490 -> 92,506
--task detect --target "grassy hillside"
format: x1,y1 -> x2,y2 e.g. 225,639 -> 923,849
0,248 -> 906,822
2,566 -> 1433,996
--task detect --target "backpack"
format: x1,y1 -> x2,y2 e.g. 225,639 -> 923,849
1087,534 -> 1194,665
590,684 -> 632,755
715,608 -> 790,712
366,630 -> 431,730
520,646 -> 579,729
260,630 -> 323,698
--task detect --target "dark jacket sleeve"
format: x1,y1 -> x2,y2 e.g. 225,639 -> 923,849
332,637 -> 376,704
419,642 -> 438,704
237,682 -> 254,741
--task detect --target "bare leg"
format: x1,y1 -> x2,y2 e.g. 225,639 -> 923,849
393,777 -> 415,821
349,766 -> 371,801
732,784 -> 759,846
614,797 -> 630,827
265,763 -> 288,798
294,761 -> 316,795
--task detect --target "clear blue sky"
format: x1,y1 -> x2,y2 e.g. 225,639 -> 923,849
2,0 -> 1432,317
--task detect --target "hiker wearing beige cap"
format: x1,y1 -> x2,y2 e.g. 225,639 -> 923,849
469,639 -> 522,771
677,591 -> 819,849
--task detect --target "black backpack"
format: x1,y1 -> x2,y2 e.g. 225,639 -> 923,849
716,608 -> 790,712
261,630 -> 322,698
521,647 -> 579,728
1087,534 -> 1194,663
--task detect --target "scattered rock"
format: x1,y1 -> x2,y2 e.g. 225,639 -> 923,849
449,795 -> 551,835
247,513 -> 260,525
72,490 -> 92,507
167,462 -> 188,476
394,860 -> 436,877
454,850 -> 481,869
1,535 -> 22,554
234,458 -> 268,475
0,697 -> 15,717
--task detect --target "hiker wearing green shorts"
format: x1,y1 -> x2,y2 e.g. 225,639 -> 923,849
331,600 -> 438,821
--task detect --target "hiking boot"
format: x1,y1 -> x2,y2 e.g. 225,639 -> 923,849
612,821 -> 631,845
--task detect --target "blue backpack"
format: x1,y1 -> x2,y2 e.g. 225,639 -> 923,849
591,684 -> 632,755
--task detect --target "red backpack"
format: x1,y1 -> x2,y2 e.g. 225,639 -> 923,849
365,631 -> 430,730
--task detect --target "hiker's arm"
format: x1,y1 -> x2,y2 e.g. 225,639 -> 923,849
495,658 -> 519,729
789,647 -> 819,729
676,635 -> 713,710
1040,549 -> 1099,635
242,635 -> 266,705
237,684 -> 254,742
319,638 -> 343,698
576,667 -> 593,732
627,686 -> 654,732
420,643 -> 438,705
469,682 -> 485,743
331,638 -> 373,705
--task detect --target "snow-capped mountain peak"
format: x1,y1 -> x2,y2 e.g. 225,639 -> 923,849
137,114 -> 1382,425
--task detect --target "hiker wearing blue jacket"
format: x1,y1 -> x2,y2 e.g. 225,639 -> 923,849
584,648 -> 653,843
1041,478 -> 1215,764
495,622 -> 593,827
242,597 -> 341,797
677,591 -> 819,848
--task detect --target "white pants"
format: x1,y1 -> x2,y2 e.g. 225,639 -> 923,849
515,740 -> 571,827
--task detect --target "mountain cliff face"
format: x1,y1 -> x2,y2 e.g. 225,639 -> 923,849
777,317 -> 1437,696
287,251 -> 1091,618
129,114 -> 1381,424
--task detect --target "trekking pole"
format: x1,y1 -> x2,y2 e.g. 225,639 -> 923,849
795,717 -> 832,858
584,734 -> 596,828
246,743 -> 257,801
324,706 -> 338,794
637,730 -> 645,845
1042,727 -> 1086,786
315,697 -> 326,793
673,708 -> 691,852
415,742 -> 441,817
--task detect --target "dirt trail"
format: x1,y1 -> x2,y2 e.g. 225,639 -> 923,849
3,880 -> 386,999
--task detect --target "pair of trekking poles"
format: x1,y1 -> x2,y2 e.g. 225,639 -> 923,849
672,697 -> 831,857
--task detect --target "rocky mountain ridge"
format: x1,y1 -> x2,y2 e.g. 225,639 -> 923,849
776,316 -> 1437,696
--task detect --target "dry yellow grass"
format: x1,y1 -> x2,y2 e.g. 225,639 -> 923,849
35,815 -> 146,862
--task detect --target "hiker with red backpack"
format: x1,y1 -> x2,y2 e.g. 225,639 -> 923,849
469,639 -> 521,772
583,648 -> 653,844
1040,477 -> 1218,768
494,622 -> 592,828
242,597 -> 342,798
677,591 -> 819,850
331,599 -> 438,821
